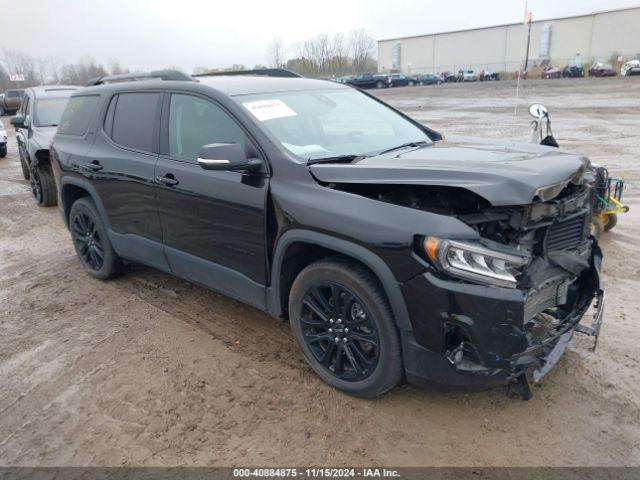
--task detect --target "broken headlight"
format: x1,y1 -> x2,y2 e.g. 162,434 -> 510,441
423,237 -> 529,288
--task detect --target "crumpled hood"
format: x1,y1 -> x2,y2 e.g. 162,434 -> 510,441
309,135 -> 589,206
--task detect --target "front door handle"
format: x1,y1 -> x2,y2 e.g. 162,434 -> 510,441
156,174 -> 179,187
85,161 -> 103,172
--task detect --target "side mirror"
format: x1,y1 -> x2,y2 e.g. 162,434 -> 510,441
528,104 -> 548,119
197,143 -> 261,172
10,114 -> 25,129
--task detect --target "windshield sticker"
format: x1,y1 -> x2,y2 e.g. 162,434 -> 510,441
242,99 -> 297,121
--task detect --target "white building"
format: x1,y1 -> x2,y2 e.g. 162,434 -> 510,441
377,6 -> 640,74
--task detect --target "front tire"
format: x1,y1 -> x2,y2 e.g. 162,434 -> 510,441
18,145 -> 30,180
69,197 -> 121,280
376,80 -> 384,89
0,145 -> 6,158
289,258 -> 402,398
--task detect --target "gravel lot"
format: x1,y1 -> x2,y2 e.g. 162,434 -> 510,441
1,77 -> 639,467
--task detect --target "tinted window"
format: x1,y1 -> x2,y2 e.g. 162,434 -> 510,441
35,97 -> 70,127
58,96 -> 100,136
7,90 -> 23,98
111,93 -> 160,152
169,94 -> 245,162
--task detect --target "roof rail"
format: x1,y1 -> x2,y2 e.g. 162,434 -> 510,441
193,68 -> 302,79
87,70 -> 195,86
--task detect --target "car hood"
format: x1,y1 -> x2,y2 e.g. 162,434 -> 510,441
308,135 -> 589,206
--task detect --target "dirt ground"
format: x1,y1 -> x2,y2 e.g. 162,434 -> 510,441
1,77 -> 639,467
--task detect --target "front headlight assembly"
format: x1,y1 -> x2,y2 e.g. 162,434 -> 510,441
422,236 -> 529,288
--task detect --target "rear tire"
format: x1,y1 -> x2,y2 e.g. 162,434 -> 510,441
289,258 -> 402,398
69,197 -> 121,280
31,161 -> 57,207
376,80 -> 384,88
0,145 -> 6,158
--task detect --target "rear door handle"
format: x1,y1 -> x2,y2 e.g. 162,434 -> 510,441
85,161 -> 103,172
156,174 -> 179,187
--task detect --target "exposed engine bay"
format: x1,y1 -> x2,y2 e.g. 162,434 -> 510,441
328,181 -> 592,258
327,179 -> 601,358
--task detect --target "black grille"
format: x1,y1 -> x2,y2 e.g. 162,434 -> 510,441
545,213 -> 588,251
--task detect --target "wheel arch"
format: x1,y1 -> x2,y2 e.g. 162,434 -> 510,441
33,148 -> 51,166
268,229 -> 411,330
59,177 -> 112,231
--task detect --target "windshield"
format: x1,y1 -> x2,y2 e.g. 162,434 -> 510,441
35,97 -> 70,127
238,88 -> 431,160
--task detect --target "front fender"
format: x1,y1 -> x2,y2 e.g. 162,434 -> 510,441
267,229 -> 413,330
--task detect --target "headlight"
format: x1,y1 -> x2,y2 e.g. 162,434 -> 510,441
423,237 -> 529,288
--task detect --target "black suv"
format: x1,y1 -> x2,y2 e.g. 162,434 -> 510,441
11,85 -> 79,205
51,70 -> 604,399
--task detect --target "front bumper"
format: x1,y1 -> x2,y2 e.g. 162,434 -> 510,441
400,244 -> 604,390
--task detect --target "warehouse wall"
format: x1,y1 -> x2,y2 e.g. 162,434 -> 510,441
378,6 -> 640,74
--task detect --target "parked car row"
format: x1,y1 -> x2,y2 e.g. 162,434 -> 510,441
338,69 -> 499,89
541,61 -> 640,79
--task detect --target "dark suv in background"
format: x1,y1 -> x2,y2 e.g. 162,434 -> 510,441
346,73 -> 388,89
11,85 -> 79,205
0,89 -> 25,116
51,70 -> 604,399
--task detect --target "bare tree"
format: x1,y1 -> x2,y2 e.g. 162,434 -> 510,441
108,59 -> 128,76
266,37 -> 286,68
331,33 -> 350,76
2,49 -> 39,86
349,29 -> 376,73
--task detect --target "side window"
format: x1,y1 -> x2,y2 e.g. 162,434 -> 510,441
169,93 -> 246,162
111,92 -> 160,152
58,96 -> 100,136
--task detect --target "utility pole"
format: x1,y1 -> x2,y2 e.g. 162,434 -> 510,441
524,19 -> 532,72
523,2 -> 533,73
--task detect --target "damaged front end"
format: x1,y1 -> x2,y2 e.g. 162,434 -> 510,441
326,177 -> 604,398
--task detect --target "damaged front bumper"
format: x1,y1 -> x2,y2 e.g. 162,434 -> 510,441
400,242 -> 604,394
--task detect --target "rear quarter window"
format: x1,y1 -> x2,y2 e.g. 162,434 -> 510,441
58,96 -> 100,136
110,92 -> 160,152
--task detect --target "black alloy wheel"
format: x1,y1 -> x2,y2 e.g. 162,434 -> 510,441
69,198 -> 121,279
300,282 -> 380,381
71,211 -> 105,271
289,259 -> 402,397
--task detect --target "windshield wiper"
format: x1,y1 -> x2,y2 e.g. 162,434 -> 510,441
379,140 -> 429,155
307,154 -> 367,165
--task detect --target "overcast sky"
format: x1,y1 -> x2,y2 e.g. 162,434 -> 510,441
4,0 -> 639,72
